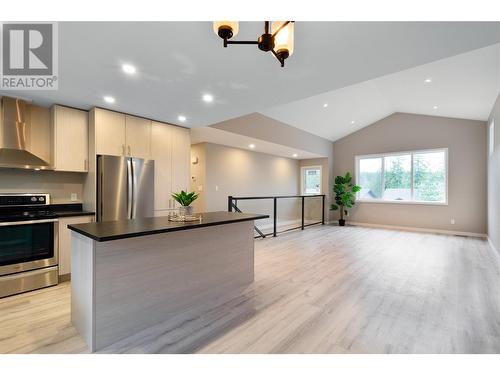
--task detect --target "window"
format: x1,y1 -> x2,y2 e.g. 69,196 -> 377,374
301,166 -> 322,195
490,119 -> 495,157
356,149 -> 447,204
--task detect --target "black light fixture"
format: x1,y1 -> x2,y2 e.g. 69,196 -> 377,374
213,21 -> 295,67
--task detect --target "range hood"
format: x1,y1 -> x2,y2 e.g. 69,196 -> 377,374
0,96 -> 50,170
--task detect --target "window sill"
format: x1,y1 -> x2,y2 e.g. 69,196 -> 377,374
357,199 -> 448,206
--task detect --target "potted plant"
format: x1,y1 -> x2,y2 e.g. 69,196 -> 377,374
171,190 -> 199,217
330,172 -> 361,226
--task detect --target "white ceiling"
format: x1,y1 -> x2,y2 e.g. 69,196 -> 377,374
1,22 -> 499,132
261,43 -> 500,141
190,127 -> 324,160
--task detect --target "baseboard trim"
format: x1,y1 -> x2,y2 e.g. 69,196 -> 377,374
488,237 -> 499,255
347,221 -> 487,238
58,273 -> 71,283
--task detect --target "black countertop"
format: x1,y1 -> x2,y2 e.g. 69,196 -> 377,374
68,211 -> 269,242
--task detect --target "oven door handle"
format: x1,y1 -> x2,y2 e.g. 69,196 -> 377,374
0,218 -> 59,226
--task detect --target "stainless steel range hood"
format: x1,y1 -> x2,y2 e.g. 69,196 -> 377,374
0,96 -> 50,170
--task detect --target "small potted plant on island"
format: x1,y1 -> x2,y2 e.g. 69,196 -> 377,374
330,172 -> 361,226
171,190 -> 199,219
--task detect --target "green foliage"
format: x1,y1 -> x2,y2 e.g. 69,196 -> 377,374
171,190 -> 199,206
413,157 -> 445,202
330,172 -> 361,220
384,157 -> 411,189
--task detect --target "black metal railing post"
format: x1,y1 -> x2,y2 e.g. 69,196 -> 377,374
301,196 -> 305,230
227,194 -> 325,238
322,195 -> 325,225
273,197 -> 277,237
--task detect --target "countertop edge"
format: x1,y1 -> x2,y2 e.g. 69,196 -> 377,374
68,213 -> 269,242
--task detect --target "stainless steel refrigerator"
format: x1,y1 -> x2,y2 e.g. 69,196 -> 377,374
97,155 -> 154,222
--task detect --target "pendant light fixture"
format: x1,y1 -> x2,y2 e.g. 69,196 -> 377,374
213,21 -> 295,67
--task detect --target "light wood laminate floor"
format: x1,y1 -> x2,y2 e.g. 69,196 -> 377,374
1,225 -> 499,354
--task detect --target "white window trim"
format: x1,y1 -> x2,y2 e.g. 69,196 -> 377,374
354,148 -> 449,206
300,165 -> 322,195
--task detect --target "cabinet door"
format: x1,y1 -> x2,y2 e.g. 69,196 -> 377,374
52,105 -> 89,172
95,109 -> 126,157
125,115 -> 151,159
58,215 -> 94,276
171,126 -> 191,208
151,122 -> 172,210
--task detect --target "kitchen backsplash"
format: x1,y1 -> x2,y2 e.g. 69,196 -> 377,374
0,169 -> 85,203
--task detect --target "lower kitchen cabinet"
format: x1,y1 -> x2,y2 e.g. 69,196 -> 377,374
58,216 -> 94,277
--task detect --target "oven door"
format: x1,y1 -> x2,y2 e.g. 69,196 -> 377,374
0,219 -> 58,276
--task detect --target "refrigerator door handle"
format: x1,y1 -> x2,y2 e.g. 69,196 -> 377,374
131,159 -> 138,219
127,158 -> 133,219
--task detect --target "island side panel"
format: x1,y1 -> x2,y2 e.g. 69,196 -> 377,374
71,232 -> 96,351
93,221 -> 254,351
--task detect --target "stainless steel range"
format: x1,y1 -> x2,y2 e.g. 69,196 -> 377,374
0,193 -> 58,298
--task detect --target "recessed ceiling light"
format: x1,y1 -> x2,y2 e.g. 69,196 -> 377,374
424,78 -> 432,83
249,144 -> 255,149
433,105 -> 438,109
350,120 -> 355,124
178,115 -> 186,122
292,153 -> 298,158
323,103 -> 328,108
202,93 -> 214,103
122,64 -> 137,74
103,96 -> 115,104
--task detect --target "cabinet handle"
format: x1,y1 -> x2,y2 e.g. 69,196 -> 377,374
127,145 -> 131,156
122,144 -> 125,155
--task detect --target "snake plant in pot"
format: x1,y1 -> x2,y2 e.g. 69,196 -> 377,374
330,172 -> 361,226
171,190 -> 199,217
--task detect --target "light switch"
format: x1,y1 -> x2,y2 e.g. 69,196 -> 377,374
215,185 -> 219,191
197,185 -> 203,192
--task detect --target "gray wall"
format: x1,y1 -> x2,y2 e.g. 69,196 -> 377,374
191,142 -> 301,228
333,112 -> 487,234
0,169 -> 85,203
488,93 -> 500,250
211,113 -> 335,220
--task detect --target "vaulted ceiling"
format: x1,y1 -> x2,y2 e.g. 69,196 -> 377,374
2,22 -> 499,141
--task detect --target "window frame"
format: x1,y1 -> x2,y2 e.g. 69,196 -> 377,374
355,148 -> 448,206
300,165 -> 322,195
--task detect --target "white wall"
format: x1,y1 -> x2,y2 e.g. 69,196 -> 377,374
0,169 -> 85,203
487,93 -> 500,251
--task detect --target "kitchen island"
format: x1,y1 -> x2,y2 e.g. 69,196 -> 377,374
68,211 -> 268,352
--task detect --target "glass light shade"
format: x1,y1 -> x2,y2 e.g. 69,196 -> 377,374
272,21 -> 294,56
213,21 -> 239,39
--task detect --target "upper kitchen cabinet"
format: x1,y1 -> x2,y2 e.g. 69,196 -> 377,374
171,126 -> 191,199
93,108 -> 151,159
51,105 -> 89,172
125,115 -> 151,159
151,121 -> 172,210
94,108 -> 126,157
151,123 -> 190,211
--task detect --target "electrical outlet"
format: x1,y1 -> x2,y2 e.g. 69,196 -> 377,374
197,185 -> 203,192
70,193 -> 78,202
450,218 -> 455,225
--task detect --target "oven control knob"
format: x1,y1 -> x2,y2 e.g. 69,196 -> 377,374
39,197 -> 45,202
31,197 -> 37,202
